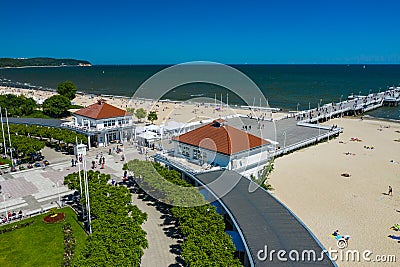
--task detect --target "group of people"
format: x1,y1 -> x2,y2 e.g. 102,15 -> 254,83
0,210 -> 23,224
92,156 -> 106,169
241,125 -> 252,131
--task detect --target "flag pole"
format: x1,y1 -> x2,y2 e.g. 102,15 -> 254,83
0,107 -> 6,157
5,108 -> 13,166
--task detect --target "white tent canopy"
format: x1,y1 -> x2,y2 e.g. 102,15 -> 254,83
137,131 -> 160,147
145,124 -> 160,132
164,121 -> 186,132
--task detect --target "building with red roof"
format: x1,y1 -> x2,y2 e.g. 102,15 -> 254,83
172,119 -> 271,170
63,99 -> 134,147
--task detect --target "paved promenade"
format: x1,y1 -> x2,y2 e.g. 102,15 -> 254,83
132,191 -> 184,267
1,144 -> 181,267
0,145 -> 140,215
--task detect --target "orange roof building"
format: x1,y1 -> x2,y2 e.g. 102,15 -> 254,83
64,99 -> 134,148
172,120 -> 271,170
74,99 -> 131,119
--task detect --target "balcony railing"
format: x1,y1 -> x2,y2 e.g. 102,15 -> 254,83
61,122 -> 134,132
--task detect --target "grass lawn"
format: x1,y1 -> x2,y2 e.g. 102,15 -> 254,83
0,207 -> 87,267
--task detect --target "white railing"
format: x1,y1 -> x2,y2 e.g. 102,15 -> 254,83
153,154 -> 199,175
61,122 -> 134,132
271,128 -> 342,157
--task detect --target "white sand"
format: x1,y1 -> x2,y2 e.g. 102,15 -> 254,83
0,86 -> 288,124
269,117 -> 400,266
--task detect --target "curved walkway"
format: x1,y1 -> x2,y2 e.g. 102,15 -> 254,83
195,170 -> 336,267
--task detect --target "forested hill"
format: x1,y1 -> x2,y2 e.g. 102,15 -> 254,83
0,57 -> 92,67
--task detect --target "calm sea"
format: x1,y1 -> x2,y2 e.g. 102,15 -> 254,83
0,64 -> 399,120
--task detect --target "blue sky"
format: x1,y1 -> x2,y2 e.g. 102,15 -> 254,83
1,0 -> 400,64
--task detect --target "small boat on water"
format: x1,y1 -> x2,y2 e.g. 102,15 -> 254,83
190,94 -> 204,97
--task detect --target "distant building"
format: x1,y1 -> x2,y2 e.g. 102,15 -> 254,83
172,119 -> 271,171
62,99 -> 134,147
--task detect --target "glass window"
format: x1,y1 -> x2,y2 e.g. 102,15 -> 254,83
193,148 -> 200,159
104,120 -> 116,127
182,146 -> 190,157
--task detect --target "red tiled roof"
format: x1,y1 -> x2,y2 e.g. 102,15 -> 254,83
74,100 -> 130,119
173,120 -> 269,155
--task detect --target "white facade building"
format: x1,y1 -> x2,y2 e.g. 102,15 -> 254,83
62,100 -> 134,147
172,119 -> 272,171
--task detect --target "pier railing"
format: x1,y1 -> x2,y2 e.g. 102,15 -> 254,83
296,87 -> 400,124
271,127 -> 342,158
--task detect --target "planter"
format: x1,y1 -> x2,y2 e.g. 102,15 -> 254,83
43,213 -> 65,223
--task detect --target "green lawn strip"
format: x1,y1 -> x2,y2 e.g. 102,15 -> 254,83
0,207 -> 86,267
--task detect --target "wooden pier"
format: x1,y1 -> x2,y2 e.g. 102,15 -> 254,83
295,86 -> 400,123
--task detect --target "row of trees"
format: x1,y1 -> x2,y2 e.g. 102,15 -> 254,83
63,171 -> 148,266
126,108 -> 158,124
0,81 -> 77,119
0,124 -> 88,160
0,57 -> 91,68
0,134 -> 45,158
0,94 -> 38,117
8,124 -> 87,146
124,160 -> 242,266
124,159 -> 204,207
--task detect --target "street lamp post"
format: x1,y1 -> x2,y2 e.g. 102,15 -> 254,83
340,95 -> 344,122
0,107 -> 6,157
282,131 -> 287,149
82,155 -> 92,234
318,126 -> 321,141
297,103 -> 300,113
8,148 -> 14,169
53,181 -> 62,207
2,193 -> 12,221
5,109 -> 13,166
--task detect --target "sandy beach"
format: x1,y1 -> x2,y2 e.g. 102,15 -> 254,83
269,117 -> 400,266
0,85 -> 288,125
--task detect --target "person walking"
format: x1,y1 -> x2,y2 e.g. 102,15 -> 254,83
388,185 -> 393,196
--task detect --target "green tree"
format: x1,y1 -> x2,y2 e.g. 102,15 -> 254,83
135,108 -> 147,122
63,170 -> 148,266
147,111 -> 158,124
259,160 -> 274,191
126,107 -> 135,114
42,95 -> 71,118
56,81 -> 77,100
0,94 -> 37,116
